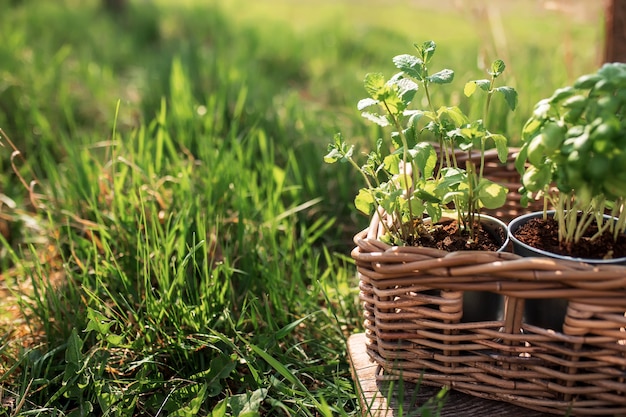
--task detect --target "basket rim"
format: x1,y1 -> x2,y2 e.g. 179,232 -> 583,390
355,206 -> 626,272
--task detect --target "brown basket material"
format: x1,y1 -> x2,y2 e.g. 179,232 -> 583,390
352,153 -> 626,416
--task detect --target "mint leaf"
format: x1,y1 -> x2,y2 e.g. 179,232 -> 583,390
383,153 -> 401,174
464,81 -> 477,97
437,106 -> 469,127
410,142 -> 437,178
395,78 -> 418,102
392,54 -> 424,80
361,111 -> 389,127
364,72 -> 386,99
355,188 -> 375,214
489,59 -> 505,77
427,69 -> 454,84
487,133 -> 509,163
416,40 -> 436,64
495,86 -> 518,111
357,98 -> 378,111
464,79 -> 490,96
323,133 -> 353,163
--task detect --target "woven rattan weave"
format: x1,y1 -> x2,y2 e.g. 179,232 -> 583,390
352,150 -> 626,416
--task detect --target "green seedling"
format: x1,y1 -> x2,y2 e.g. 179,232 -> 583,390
326,40 -> 516,245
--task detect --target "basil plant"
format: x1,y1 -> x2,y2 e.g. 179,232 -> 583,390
516,62 -> 626,244
325,41 -> 516,246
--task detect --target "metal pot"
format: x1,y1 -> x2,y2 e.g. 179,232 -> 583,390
508,210 -> 626,330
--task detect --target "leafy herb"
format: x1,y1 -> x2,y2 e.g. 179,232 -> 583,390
325,41 -> 516,245
516,62 -> 626,244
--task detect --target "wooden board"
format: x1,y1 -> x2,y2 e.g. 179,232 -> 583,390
347,333 -> 552,417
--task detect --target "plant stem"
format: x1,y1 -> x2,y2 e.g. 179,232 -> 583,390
423,81 -> 452,173
343,152 -> 395,238
574,209 -> 593,243
611,203 -> 620,240
384,100 -> 415,239
479,74 -> 496,184
466,159 -> 476,239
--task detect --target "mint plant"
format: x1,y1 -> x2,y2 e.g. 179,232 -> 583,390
516,62 -> 626,245
325,41 -> 517,246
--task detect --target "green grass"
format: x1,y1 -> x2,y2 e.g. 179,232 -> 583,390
0,0 -> 603,415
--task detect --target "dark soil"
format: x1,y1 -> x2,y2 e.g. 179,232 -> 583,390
408,219 -> 505,252
513,217 -> 626,260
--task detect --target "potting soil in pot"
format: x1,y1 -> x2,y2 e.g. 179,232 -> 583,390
514,217 -> 626,260
406,219 -> 505,252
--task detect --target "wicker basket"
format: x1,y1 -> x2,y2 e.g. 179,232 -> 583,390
352,149 -> 626,416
